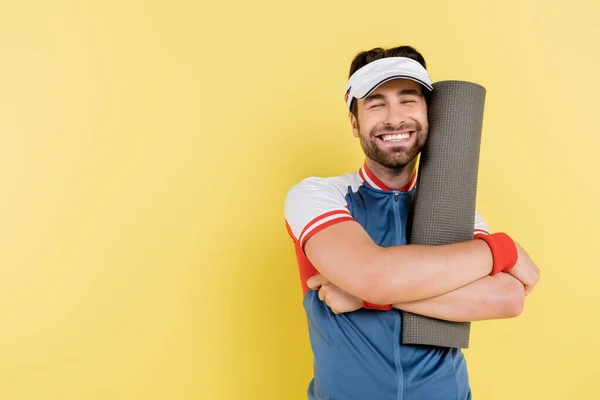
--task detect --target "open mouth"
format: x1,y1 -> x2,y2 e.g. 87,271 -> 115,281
377,131 -> 415,143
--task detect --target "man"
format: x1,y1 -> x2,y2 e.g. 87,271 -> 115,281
284,46 -> 540,400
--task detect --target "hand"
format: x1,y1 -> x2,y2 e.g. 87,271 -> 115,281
306,274 -> 363,314
508,243 -> 540,296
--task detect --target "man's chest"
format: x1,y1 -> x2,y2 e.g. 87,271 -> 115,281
345,188 -> 415,247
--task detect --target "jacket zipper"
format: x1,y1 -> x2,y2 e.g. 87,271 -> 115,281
392,190 -> 402,239
392,188 -> 404,398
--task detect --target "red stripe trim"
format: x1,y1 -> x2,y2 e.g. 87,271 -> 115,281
363,163 -> 392,191
300,216 -> 356,249
358,168 -> 373,188
363,301 -> 392,311
400,170 -> 418,192
298,210 -> 351,244
291,236 -> 319,296
285,220 -> 297,241
362,162 -> 417,192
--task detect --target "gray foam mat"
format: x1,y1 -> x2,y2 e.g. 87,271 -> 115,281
402,80 -> 486,349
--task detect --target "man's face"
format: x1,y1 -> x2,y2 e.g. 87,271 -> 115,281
351,79 -> 429,170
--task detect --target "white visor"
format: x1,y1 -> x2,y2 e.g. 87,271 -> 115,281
344,57 -> 433,111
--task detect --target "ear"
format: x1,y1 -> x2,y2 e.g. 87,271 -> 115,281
349,113 -> 359,138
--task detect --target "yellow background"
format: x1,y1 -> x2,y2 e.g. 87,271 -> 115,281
0,0 -> 598,399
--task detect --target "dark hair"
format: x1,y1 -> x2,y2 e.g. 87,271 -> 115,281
348,45 -> 429,119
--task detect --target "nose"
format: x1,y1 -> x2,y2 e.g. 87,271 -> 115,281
383,103 -> 406,127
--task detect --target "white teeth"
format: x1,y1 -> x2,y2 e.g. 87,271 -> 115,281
382,133 -> 410,141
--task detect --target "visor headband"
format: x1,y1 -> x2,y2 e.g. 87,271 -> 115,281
345,57 -> 433,111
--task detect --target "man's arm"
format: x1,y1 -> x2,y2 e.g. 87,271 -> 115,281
305,220 -> 496,305
308,272 -> 526,321
392,273 -> 525,322
285,178 -> 530,307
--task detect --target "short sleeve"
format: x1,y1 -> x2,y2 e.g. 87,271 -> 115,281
284,177 -> 355,249
474,210 -> 491,237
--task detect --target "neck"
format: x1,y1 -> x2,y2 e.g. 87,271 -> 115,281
365,158 -> 418,190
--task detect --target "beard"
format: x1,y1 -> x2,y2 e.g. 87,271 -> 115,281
358,120 -> 428,170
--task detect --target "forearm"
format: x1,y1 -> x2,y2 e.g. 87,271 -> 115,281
364,239 -> 493,304
305,221 -> 498,305
392,272 -> 525,322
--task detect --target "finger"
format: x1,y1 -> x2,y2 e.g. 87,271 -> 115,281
318,286 -> 327,301
325,296 -> 331,307
307,274 -> 326,290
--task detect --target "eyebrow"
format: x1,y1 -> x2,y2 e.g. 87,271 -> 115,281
364,89 -> 422,104
397,89 -> 422,97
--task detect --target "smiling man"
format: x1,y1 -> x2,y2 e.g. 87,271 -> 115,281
284,46 -> 540,400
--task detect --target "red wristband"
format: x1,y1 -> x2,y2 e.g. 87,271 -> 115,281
475,232 -> 518,275
363,301 -> 392,311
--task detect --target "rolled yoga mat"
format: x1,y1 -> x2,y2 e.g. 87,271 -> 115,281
402,80 -> 486,349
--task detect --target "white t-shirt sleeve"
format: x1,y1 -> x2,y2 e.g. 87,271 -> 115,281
474,209 -> 491,236
284,177 -> 355,249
